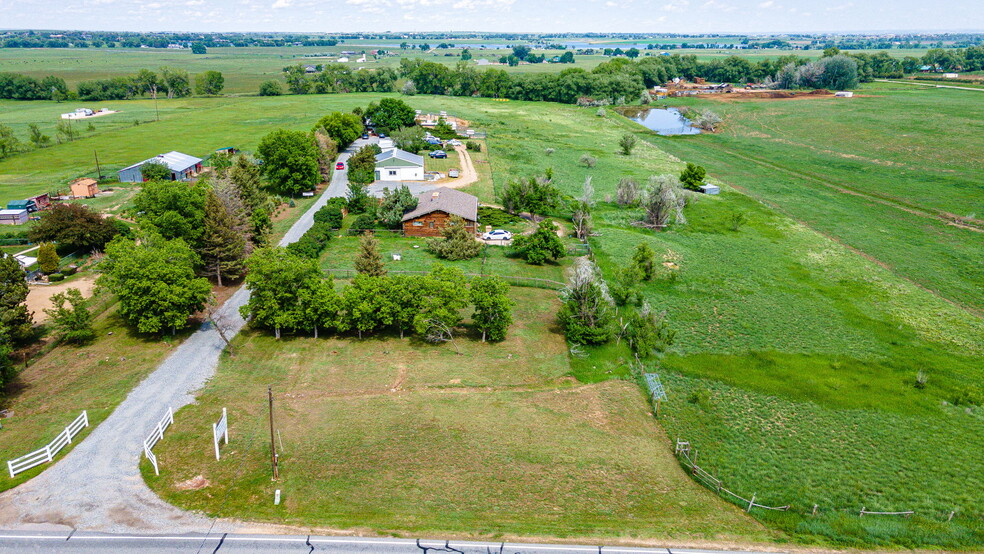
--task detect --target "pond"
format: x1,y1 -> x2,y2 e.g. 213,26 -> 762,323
626,107 -> 701,136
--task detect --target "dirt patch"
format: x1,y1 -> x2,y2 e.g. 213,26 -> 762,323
433,145 -> 479,189
709,89 -> 837,102
175,475 -> 211,491
27,275 -> 97,324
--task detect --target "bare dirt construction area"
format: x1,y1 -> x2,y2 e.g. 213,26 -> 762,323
27,275 -> 97,323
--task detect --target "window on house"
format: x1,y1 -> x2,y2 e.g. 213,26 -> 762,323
388,170 -> 397,176
429,221 -> 434,229
413,221 -> 423,226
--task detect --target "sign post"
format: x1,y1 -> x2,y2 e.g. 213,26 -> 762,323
212,408 -> 228,461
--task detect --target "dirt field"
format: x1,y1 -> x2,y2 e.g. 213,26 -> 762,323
27,275 -> 97,323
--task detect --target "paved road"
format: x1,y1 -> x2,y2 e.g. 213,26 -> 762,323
0,531 -> 785,554
0,139 -> 367,533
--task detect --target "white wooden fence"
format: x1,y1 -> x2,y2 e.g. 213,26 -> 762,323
7,411 -> 89,478
143,407 -> 174,476
212,408 -> 228,461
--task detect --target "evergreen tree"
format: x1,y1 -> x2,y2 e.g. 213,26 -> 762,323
354,232 -> 386,277
201,188 -> 247,286
37,242 -> 59,274
632,242 -> 658,281
427,215 -> 482,260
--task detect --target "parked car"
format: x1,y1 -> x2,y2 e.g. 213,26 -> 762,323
425,137 -> 443,145
448,168 -> 460,178
378,132 -> 387,139
429,150 -> 447,159
361,133 -> 369,140
447,139 -> 463,146
335,162 -> 345,170
482,229 -> 512,241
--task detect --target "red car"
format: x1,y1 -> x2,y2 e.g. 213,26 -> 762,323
335,162 -> 345,170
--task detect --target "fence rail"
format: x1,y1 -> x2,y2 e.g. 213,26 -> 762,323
675,438 -> 790,513
7,411 -> 88,478
143,407 -> 174,476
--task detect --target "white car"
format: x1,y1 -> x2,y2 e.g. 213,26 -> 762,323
482,229 -> 512,241
448,139 -> 463,146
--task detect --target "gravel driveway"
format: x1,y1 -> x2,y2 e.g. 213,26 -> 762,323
0,140 -> 367,534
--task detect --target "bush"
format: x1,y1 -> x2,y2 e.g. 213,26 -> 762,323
619,134 -> 637,155
259,80 -> 283,96
466,141 -> 482,152
680,162 -> 707,191
579,154 -> 597,168
347,213 -> 378,236
477,206 -> 523,228
313,201 -> 345,229
511,220 -> 565,265
286,221 -> 332,258
427,216 -> 482,261
48,273 -> 65,282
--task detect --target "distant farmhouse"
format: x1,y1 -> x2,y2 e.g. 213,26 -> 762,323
118,151 -> 203,182
375,148 -> 424,181
402,187 -> 478,237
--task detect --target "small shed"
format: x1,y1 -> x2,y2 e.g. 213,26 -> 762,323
834,91 -> 854,98
70,178 -> 99,198
0,209 -> 29,225
6,199 -> 38,213
699,184 -> 720,195
118,151 -> 203,183
31,193 -> 51,210
402,187 -> 478,237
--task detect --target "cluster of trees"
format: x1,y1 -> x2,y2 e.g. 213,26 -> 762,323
274,63 -> 398,96
0,67 -> 223,101
770,54 -> 860,90
0,30 -> 340,49
242,245 -> 513,343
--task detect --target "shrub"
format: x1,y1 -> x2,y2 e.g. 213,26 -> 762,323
616,178 -> 639,206
729,211 -> 748,232
259,80 -> 283,96
466,141 -> 482,152
313,202 -> 344,229
37,242 -> 59,274
679,162 -> 707,191
579,154 -> 597,168
427,216 -> 482,260
511,220 -> 565,265
48,273 -> 65,282
619,134 -> 637,155
286,221 -> 332,259
347,213 -> 378,236
477,206 -> 523,228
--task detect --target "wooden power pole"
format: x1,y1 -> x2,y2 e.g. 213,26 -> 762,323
94,151 -> 102,179
268,385 -> 279,480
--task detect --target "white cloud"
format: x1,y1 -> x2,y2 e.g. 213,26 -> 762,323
271,0 -> 291,8
758,0 -> 774,7
662,0 -> 688,12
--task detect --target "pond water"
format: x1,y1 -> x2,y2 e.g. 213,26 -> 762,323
628,107 -> 701,135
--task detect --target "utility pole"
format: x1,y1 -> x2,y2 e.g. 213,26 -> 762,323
94,151 -> 102,180
152,84 -> 160,122
268,386 -> 279,480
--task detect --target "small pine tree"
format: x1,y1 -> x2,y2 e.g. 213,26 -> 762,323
427,215 -> 482,260
632,243 -> 658,281
619,134 -> 637,155
354,231 -> 386,277
37,242 -> 60,274
679,162 -> 707,191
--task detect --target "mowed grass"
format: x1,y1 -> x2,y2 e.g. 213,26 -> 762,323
318,230 -> 572,283
631,82 -> 984,312
144,287 -> 771,542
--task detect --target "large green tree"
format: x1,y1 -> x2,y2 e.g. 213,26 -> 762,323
313,112 -> 363,149
28,203 -> 119,253
44,288 -> 94,345
346,144 -> 378,186
99,233 -> 212,335
377,185 -> 418,228
240,247 -> 325,339
0,255 -> 32,343
256,129 -> 320,195
511,220 -> 565,265
194,70 -> 225,95
365,98 -> 416,133
133,180 -> 207,247
470,275 -> 512,342
339,274 -> 393,338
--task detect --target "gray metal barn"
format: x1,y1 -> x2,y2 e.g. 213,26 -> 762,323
117,151 -> 203,183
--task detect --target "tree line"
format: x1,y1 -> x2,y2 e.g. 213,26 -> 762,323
0,67 -> 224,101
241,241 -> 513,344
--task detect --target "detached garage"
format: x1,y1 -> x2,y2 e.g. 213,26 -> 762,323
0,209 -> 29,225
375,149 -> 424,182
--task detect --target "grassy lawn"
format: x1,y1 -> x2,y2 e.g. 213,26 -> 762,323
144,287 -> 771,543
423,148 -> 460,173
318,229 -> 572,284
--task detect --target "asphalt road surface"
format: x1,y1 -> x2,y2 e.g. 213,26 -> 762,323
0,531 -> 785,554
0,139 -> 367,533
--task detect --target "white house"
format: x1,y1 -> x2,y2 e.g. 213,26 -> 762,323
375,148 -> 424,181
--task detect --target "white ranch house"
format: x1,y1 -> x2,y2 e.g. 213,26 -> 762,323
375,148 -> 424,181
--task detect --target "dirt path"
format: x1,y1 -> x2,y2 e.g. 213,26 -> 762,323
27,275 -> 97,324
433,145 -> 479,189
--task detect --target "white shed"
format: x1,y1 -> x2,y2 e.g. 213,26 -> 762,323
0,209 -> 29,225
699,184 -> 720,195
375,148 -> 424,181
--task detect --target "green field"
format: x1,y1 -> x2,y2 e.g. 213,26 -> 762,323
1,80 -> 981,547
144,288 -> 772,543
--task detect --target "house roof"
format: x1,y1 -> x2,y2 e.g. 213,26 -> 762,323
6,200 -> 31,208
376,148 -> 423,168
71,178 -> 98,188
0,209 -> 28,216
119,151 -> 202,173
402,187 -> 478,223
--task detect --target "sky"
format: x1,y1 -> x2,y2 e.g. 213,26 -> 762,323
0,0 -> 982,34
